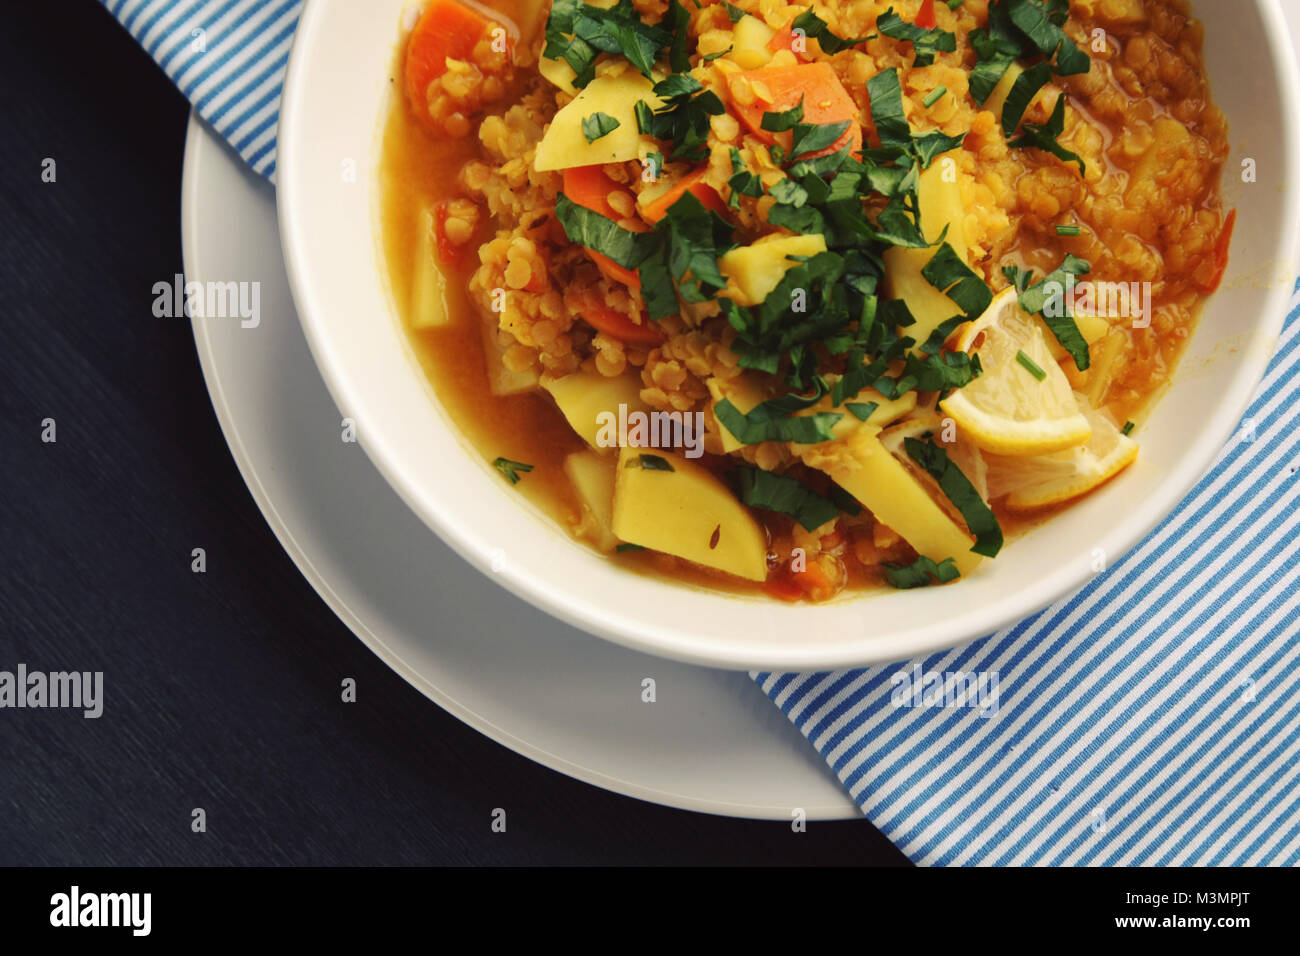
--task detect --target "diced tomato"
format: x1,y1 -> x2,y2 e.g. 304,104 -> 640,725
640,167 -> 728,224
1197,208 -> 1237,293
433,202 -> 467,269
725,63 -> 863,161
562,166 -> 650,291
916,0 -> 938,30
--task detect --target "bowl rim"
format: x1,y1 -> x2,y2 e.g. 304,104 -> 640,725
277,0 -> 1300,671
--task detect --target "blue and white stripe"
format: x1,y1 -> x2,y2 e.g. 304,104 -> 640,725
100,0 -> 303,181
103,0 -> 1300,865
757,283 -> 1300,865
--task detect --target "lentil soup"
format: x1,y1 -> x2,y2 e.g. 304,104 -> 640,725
381,0 -> 1232,603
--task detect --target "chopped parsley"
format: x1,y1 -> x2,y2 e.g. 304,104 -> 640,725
615,543 -> 647,552
923,86 -> 949,108
1009,91 -> 1087,175
735,466 -> 841,532
790,9 -> 871,55
1122,421 -> 1136,437
904,437 -> 1003,557
884,555 -> 962,589
638,75 -> 726,162
877,7 -> 958,67
714,386 -> 844,445
493,457 -> 534,485
922,242 -> 995,326
969,0 -> 1090,108
626,453 -> 675,471
543,0 -> 677,88
581,112 -> 621,143
1006,254 -> 1093,370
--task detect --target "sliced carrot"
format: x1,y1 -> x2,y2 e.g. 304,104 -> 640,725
915,0 -> 937,30
1197,208 -> 1237,293
640,168 -> 728,224
562,166 -> 651,291
725,63 -> 863,161
767,21 -> 814,62
567,289 -> 665,345
405,1 -> 495,124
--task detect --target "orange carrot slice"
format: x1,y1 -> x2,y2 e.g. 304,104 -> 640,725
562,166 -> 651,291
405,1 -> 495,125
725,63 -> 863,161
640,168 -> 728,224
568,289 -> 665,345
767,21 -> 813,62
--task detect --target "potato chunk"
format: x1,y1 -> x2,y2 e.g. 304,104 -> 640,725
884,152 -> 970,352
803,426 -> 982,577
534,68 -> 662,171
544,370 -> 650,451
720,234 -> 828,307
565,450 -> 618,552
612,447 -> 768,581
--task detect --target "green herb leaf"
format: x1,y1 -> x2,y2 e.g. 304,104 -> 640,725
867,69 -> 912,149
761,97 -> 806,133
1014,252 -> 1093,370
1122,420 -> 1135,436
493,457 -> 535,485
1000,60 -> 1053,136
877,6 -> 957,67
1007,0 -> 1090,76
615,542 -> 647,553
627,453 -> 675,472
1056,224 -> 1081,236
582,111 -> 622,143
555,192 -> 660,270
884,555 -> 962,589
921,242 -> 994,321
714,394 -> 844,445
1008,92 -> 1087,175
790,119 -> 853,159
846,401 -> 880,421
735,466 -> 841,532
904,437 -> 1003,557
791,9 -> 870,54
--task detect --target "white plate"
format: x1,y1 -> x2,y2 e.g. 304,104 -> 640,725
181,113 -> 857,821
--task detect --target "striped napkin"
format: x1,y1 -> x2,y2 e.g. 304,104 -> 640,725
101,0 -> 303,180
757,293 -> 1300,864
106,0 -> 1300,865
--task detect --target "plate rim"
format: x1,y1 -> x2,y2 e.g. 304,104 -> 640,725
179,111 -> 861,822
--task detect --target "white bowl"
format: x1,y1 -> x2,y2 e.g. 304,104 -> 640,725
278,0 -> 1300,671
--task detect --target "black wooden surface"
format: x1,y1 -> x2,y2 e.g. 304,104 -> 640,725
0,0 -> 909,866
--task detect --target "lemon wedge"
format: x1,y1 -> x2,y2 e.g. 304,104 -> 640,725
987,399 -> 1139,511
940,287 -> 1093,457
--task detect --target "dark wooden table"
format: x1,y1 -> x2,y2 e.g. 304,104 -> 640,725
0,0 -> 907,866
